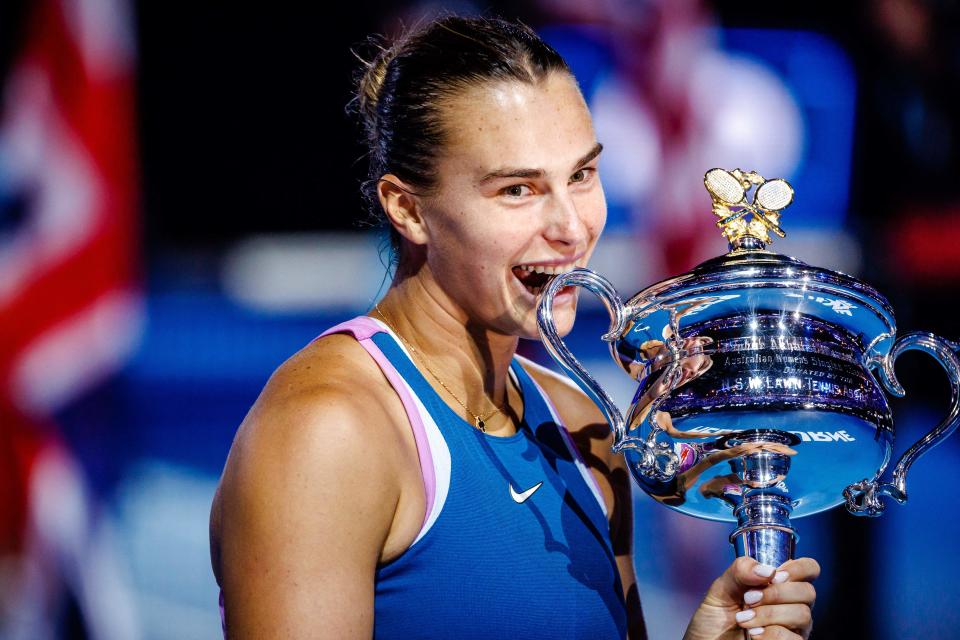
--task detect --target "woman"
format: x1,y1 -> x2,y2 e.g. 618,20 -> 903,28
209,15 -> 818,639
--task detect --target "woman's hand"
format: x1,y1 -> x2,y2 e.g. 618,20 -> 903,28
683,556 -> 819,640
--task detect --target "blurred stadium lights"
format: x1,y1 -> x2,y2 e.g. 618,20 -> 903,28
219,230 -> 665,313
220,233 -> 389,312
722,29 -> 857,232
538,22 -> 858,278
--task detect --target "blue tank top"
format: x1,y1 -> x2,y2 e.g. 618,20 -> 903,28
217,317 -> 628,638
368,328 -> 627,639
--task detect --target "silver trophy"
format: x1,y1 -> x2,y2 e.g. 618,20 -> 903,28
537,168 -> 960,568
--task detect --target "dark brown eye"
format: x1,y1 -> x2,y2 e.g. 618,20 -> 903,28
502,184 -> 531,198
571,168 -> 596,184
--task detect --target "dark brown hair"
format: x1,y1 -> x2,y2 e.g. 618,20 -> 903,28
350,15 -> 572,263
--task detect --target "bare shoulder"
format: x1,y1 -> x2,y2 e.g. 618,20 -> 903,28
223,332 -> 405,488
210,332 -> 416,635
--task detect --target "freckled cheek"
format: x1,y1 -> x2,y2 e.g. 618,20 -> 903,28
431,215 -> 482,256
435,232 -> 508,283
431,208 -> 531,281
580,191 -> 607,240
592,211 -> 606,239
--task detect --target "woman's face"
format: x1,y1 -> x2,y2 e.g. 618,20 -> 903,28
418,71 -> 606,339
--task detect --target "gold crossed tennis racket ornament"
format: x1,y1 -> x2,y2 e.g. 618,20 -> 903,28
704,168 -> 794,246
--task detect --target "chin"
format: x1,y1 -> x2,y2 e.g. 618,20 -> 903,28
525,295 -> 578,341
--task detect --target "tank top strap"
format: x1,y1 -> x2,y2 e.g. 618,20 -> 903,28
508,359 -> 610,520
365,329 -> 465,429
317,315 -> 386,341
366,323 -> 527,440
507,359 -> 555,427
323,316 -> 608,520
317,315 -> 441,531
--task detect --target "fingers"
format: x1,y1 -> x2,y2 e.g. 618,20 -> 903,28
744,581 -> 817,608
739,557 -> 819,592
777,557 -> 821,583
730,556 -> 783,590
704,557 -> 780,606
704,556 -> 819,609
737,625 -> 804,639
734,561 -> 817,640
736,602 -> 812,632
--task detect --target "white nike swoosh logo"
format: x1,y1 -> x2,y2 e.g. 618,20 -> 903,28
510,481 -> 543,504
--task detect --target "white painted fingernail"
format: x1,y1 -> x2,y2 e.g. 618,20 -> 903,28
744,590 -> 763,605
748,627 -> 764,636
773,570 -> 789,584
736,609 -> 756,623
752,563 -> 776,578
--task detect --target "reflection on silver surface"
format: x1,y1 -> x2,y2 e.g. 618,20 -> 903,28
844,332 -> 960,516
537,169 -> 960,568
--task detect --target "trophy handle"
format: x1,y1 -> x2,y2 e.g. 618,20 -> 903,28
845,332 -> 960,516
536,268 -> 630,447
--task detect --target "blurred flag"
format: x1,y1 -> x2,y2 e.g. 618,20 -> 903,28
0,0 -> 141,415
0,0 -> 141,636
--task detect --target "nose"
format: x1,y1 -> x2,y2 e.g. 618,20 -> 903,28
544,190 -> 589,247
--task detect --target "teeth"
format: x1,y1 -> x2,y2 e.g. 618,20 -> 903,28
516,263 -> 577,275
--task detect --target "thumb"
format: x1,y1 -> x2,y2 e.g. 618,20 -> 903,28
702,556 -> 782,608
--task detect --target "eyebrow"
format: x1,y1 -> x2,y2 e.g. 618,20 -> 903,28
477,142 -> 604,184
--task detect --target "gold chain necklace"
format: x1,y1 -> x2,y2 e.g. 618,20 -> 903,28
374,304 -> 505,432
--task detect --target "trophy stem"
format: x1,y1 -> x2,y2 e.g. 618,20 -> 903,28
730,494 -> 797,568
719,430 -> 800,568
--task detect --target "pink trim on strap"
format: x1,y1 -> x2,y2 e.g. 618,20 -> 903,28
318,315 -> 388,342
318,317 -> 436,530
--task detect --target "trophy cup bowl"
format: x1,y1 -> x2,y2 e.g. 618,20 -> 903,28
537,168 -> 960,568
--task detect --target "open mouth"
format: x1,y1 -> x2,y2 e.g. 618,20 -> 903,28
511,263 -> 576,297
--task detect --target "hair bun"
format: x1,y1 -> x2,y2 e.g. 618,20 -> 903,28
353,39 -> 400,138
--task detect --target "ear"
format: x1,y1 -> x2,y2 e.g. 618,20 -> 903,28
377,174 -> 429,246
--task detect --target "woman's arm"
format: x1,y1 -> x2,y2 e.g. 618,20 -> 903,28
212,339 -> 410,638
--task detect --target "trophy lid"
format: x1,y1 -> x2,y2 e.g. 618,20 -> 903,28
623,169 -> 897,359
